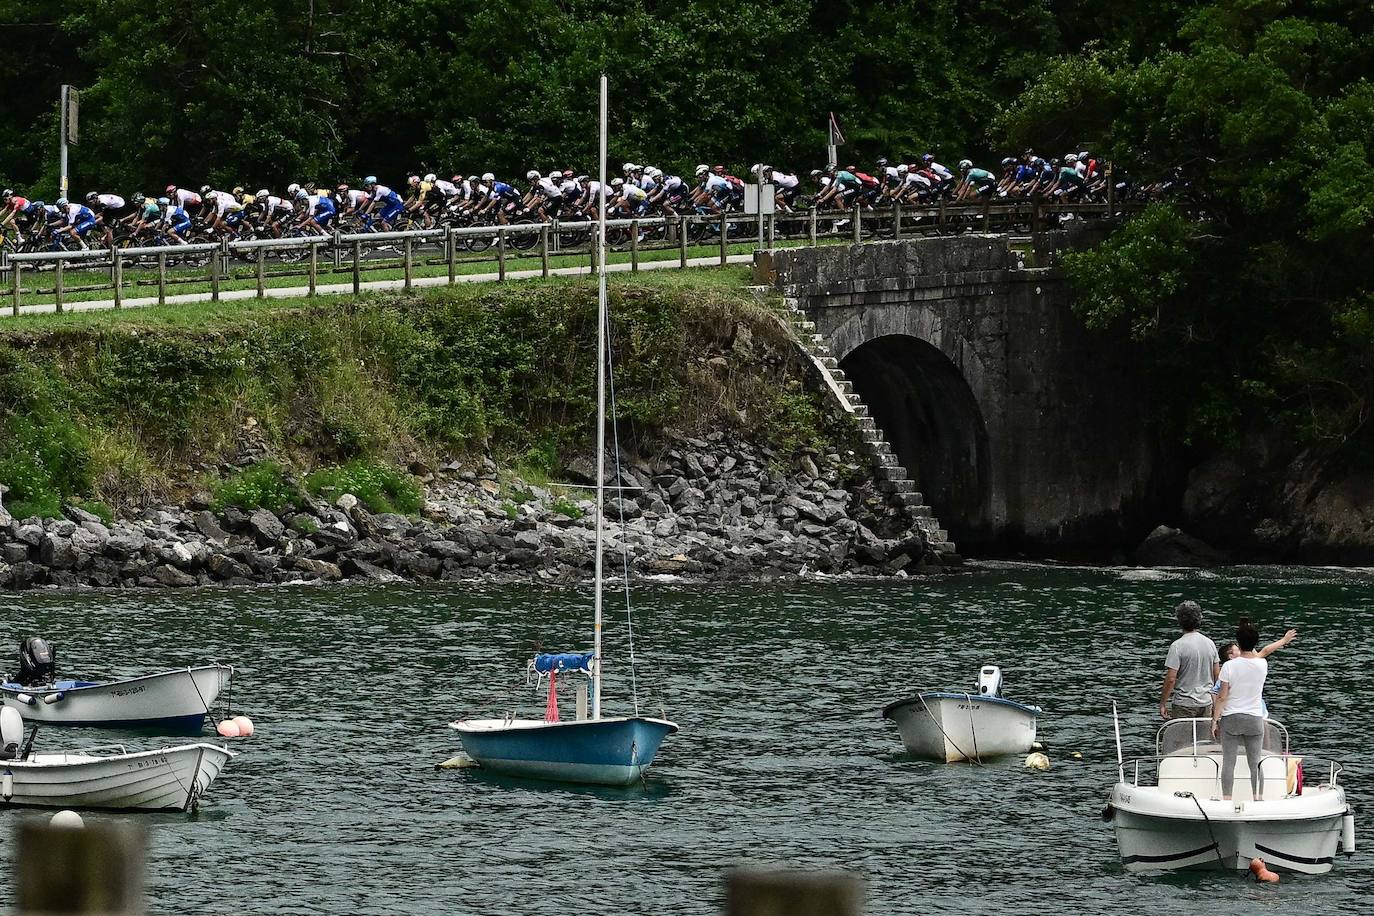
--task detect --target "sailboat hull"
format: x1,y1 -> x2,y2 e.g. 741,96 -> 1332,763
449,716 -> 678,786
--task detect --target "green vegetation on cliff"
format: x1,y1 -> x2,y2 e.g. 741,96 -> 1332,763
0,270 -> 834,516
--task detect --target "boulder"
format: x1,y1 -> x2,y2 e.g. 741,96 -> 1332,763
16,524 -> 44,547
193,511 -> 231,544
2,543 -> 29,564
207,554 -> 254,581
1134,525 -> 1229,567
152,564 -> 198,588
62,504 -> 104,526
249,509 -> 286,547
39,534 -> 78,570
8,561 -> 47,589
293,557 -> 343,581
104,530 -> 148,560
341,557 -> 400,582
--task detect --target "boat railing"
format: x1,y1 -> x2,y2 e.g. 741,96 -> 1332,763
1120,750 -> 1342,796
78,744 -> 131,757
1156,717 -> 1288,757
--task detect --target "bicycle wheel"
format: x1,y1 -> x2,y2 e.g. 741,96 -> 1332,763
508,218 -> 540,251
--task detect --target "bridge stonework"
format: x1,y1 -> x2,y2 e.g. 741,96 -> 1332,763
756,233 -> 1166,555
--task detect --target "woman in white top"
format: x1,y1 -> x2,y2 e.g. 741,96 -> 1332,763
1211,619 -> 1273,800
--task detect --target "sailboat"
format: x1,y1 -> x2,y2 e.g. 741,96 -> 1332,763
448,77 -> 678,787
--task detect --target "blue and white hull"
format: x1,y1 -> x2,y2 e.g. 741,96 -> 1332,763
0,665 -> 232,731
448,716 -> 678,786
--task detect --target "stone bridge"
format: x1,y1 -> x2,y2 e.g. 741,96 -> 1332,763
755,232 -> 1167,555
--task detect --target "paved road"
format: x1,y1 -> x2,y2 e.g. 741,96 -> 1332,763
3,253 -> 759,318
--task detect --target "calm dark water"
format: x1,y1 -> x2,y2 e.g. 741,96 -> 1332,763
0,563 -> 1370,913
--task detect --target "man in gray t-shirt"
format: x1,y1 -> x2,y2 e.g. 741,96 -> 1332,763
1160,600 -> 1220,719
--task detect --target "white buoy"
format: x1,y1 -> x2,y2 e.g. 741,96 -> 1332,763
436,754 -> 478,770
232,715 -> 255,737
1343,811 -> 1356,855
50,810 -> 84,829
1024,752 -> 1050,771
216,718 -> 241,738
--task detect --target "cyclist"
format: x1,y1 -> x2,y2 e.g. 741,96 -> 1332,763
613,176 -> 649,216
335,183 -> 371,219
166,184 -> 203,214
127,194 -> 162,239
361,176 -> 405,229
476,173 -> 520,224
51,197 -> 98,249
955,160 -> 997,200
254,189 -> 296,236
692,165 -> 734,214
1,189 -> 34,239
201,187 -> 245,236
646,169 -> 687,215
83,191 -> 129,247
766,166 -> 801,210
921,155 -> 956,196
1046,154 -> 1086,198
813,166 -> 861,209
159,196 -> 192,244
296,188 -> 336,234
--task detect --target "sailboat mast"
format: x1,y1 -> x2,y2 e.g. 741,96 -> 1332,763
592,73 -> 608,721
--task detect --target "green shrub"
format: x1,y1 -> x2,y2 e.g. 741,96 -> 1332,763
213,461 -> 303,513
0,413 -> 92,520
304,460 -> 423,515
550,497 -> 583,519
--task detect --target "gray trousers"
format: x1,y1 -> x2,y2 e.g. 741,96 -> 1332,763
1220,713 -> 1265,798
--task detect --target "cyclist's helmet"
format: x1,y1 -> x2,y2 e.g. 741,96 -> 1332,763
622,162 -> 636,174
466,175 -> 479,183
55,198 -> 68,208
1001,157 -> 1015,167
407,175 -> 420,186
131,192 -> 146,205
958,159 -> 973,171
423,173 -> 437,183
809,169 -> 823,177
897,164 -> 909,174
363,176 -> 377,187
287,182 -> 302,196
575,175 -> 589,184
256,189 -> 270,200
1079,150 -> 1090,160
921,154 -> 934,163
1064,153 -> 1078,164
526,170 -> 540,181
695,165 -> 709,176
335,183 -> 349,194
452,175 -> 463,183
166,184 -> 178,195
200,185 -> 212,196
85,191 -> 99,203
157,197 -> 170,206
877,157 -> 889,167
610,177 -> 624,187
232,186 -> 244,196
0,189 -> 12,200
481,172 -> 495,182
294,189 -> 309,201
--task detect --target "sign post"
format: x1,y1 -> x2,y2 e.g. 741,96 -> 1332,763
827,112 -> 845,171
59,85 -> 79,199
744,183 -> 775,251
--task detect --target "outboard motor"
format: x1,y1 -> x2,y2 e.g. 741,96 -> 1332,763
978,665 -> 1003,698
17,637 -> 55,688
0,707 -> 23,760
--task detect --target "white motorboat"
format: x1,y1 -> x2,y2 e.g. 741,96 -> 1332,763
0,707 -> 235,811
1106,715 -> 1356,874
1,638 -> 232,731
882,666 -> 1041,762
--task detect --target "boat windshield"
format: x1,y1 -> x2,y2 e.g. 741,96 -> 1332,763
1156,717 -> 1289,756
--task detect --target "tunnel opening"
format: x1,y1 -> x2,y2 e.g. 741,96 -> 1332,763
840,335 -> 993,550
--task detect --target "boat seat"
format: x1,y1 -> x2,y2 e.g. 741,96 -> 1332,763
1157,753 -> 1293,801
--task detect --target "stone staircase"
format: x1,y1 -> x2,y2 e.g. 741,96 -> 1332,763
779,306 -> 960,561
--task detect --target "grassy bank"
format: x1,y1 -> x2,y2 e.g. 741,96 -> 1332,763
0,268 -> 839,518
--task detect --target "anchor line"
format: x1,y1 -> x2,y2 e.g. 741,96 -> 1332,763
915,693 -> 983,767
1176,791 -> 1228,871
964,693 -> 982,765
187,667 -> 222,729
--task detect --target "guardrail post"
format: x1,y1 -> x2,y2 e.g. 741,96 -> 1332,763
540,224 -> 550,278
157,251 -> 167,305
352,240 -> 361,293
719,215 -> 728,266
209,245 -> 220,303
630,220 -> 640,272
112,249 -> 123,308
808,207 -> 818,246
679,215 -> 688,268
402,235 -> 413,290
308,241 -> 318,296
332,230 -> 342,270
497,228 -> 507,280
54,256 -> 64,313
590,224 -> 598,276
852,205 -> 862,243
10,262 -> 19,315
446,227 -> 457,284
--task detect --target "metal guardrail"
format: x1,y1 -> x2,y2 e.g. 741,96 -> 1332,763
1,201 -> 1139,315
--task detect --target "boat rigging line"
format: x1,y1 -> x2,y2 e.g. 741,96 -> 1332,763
1174,790 -> 1228,871
915,693 -> 983,766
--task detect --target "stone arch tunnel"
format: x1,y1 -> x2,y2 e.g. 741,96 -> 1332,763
757,233 -> 1168,556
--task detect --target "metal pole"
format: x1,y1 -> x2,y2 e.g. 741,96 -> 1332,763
767,212 -> 775,250
447,226 -> 457,284
54,256 -> 64,313
592,72 -> 607,722
58,85 -> 69,201
352,240 -> 361,293
403,235 -> 412,289
113,249 -> 123,308
157,251 -> 166,304
540,224 -> 550,278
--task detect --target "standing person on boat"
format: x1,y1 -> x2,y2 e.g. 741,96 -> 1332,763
1211,618 -> 1271,800
1213,628 -> 1297,717
1159,600 -> 1220,720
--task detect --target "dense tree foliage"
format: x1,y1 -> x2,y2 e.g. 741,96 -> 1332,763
0,0 -> 1369,455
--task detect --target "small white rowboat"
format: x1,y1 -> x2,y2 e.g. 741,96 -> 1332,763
882,666 -> 1041,763
0,665 -> 232,731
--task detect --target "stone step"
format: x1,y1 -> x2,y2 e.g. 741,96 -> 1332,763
835,380 -> 853,395
818,356 -> 838,369
830,367 -> 847,381
874,464 -> 908,481
796,320 -> 817,333
882,478 -> 915,493
853,416 -> 876,431
860,429 -> 884,444
851,404 -> 869,418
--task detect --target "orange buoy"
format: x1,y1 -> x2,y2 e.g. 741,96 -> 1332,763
216,718 -> 242,738
232,715 -> 255,737
1249,857 -> 1279,883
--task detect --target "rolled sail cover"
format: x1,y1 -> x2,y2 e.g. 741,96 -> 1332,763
534,652 -> 594,674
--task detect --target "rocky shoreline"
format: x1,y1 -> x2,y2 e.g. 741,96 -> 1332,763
0,432 -> 942,592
